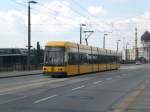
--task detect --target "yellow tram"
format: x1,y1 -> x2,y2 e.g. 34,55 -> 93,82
43,41 -> 121,77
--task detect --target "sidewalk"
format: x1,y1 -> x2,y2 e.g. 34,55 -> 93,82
127,80 -> 150,112
0,70 -> 42,78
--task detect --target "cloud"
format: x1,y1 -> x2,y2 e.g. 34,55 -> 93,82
0,10 -> 27,48
88,6 -> 106,16
0,0 -> 150,50
0,0 -> 84,48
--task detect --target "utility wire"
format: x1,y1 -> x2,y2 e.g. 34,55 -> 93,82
71,0 -> 113,32
10,0 -> 109,34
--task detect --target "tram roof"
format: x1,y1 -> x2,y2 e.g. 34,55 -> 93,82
45,41 -> 117,54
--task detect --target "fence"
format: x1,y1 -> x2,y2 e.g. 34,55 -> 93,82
0,64 -> 43,72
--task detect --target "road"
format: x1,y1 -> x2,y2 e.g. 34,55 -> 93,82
0,64 -> 149,112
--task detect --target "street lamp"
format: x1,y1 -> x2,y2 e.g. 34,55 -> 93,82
80,24 -> 86,44
27,0 -> 38,70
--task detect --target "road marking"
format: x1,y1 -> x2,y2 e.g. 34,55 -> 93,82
0,96 -> 27,105
34,95 -> 58,104
0,93 -> 8,96
0,79 -> 67,94
106,78 -> 112,80
72,85 -> 85,91
93,81 -> 102,84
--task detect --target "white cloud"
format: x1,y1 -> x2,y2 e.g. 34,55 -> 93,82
0,0 -> 85,48
0,10 -> 27,48
0,0 -> 150,50
88,6 -> 106,16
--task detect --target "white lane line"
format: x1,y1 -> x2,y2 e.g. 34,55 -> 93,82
0,93 -> 5,95
106,78 -> 112,80
0,96 -> 27,105
93,81 -> 102,84
0,93 -> 8,96
72,85 -> 85,91
34,94 -> 58,104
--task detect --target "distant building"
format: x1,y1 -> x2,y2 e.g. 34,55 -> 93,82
122,31 -> 150,62
125,47 -> 146,61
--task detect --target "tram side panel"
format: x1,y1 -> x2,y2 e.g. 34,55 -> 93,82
78,47 -> 92,74
66,46 -> 79,76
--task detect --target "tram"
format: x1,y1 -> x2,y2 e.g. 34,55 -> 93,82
43,41 -> 121,77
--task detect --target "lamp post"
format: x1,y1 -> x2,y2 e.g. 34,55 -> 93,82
80,24 -> 86,44
27,0 -> 37,70
103,33 -> 108,49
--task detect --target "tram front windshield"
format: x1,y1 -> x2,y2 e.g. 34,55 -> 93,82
44,46 -> 65,66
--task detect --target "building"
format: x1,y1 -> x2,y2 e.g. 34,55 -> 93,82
122,31 -> 150,62
140,31 -> 150,61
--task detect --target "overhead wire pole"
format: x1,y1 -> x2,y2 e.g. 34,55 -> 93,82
80,24 -> 82,44
135,27 -> 138,60
84,30 -> 94,46
80,24 -> 86,44
126,43 -> 129,61
103,34 -> 108,49
117,40 -> 121,52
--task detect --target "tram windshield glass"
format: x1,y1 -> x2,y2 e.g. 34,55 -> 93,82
44,46 -> 65,66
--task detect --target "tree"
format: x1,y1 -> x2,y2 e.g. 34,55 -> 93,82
36,41 -> 41,66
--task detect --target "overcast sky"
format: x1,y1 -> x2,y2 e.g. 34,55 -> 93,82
0,0 -> 150,50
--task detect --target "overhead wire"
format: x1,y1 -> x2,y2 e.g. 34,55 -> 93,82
10,0 -> 112,34
71,0 -> 113,33
10,0 -> 79,30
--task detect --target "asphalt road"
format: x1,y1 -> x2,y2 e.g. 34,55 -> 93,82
0,64 -> 149,112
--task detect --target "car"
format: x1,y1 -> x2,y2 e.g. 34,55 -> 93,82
135,61 -> 141,65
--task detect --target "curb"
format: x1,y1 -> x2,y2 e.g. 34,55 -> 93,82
0,72 -> 42,79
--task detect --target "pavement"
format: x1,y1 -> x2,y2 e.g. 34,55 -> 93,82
0,70 -> 42,78
0,64 -> 149,112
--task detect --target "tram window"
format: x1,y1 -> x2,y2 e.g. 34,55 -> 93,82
117,56 -> 120,62
87,54 -> 92,64
80,53 -> 88,64
102,55 -> 106,63
100,55 -> 103,63
99,55 -> 103,63
68,53 -> 79,65
110,56 -> 113,63
106,56 -> 110,63
113,56 -> 117,63
92,54 -> 99,64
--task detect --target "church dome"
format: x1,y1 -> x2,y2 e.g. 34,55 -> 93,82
141,31 -> 150,42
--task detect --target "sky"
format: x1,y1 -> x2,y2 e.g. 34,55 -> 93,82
0,0 -> 150,50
